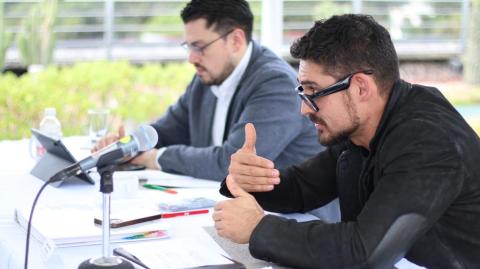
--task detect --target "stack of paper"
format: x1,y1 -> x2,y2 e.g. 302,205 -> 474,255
115,227 -> 244,269
15,204 -> 168,247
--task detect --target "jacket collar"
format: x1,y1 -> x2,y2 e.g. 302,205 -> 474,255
368,79 -> 411,153
238,40 -> 262,82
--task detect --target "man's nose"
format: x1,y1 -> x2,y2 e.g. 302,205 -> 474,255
300,101 -> 314,116
188,51 -> 201,64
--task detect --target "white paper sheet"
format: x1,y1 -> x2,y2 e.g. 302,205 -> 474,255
15,201 -> 169,247
121,227 -> 232,269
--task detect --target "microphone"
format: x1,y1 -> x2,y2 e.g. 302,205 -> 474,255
50,124 -> 158,183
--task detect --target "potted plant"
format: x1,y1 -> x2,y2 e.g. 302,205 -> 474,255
0,1 -> 12,70
16,0 -> 59,72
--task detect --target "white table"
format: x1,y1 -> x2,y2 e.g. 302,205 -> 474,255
0,138 -> 281,269
0,138 -> 423,269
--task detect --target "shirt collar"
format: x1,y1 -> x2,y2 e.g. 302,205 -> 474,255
211,42 -> 253,98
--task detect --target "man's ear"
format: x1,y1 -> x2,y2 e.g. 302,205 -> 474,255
230,28 -> 246,52
354,73 -> 376,102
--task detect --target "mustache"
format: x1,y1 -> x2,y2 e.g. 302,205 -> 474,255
308,114 -> 326,125
194,63 -> 206,70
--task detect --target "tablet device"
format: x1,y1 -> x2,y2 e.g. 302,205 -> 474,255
30,128 -> 95,187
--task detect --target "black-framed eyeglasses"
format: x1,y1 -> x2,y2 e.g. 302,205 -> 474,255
181,29 -> 234,55
296,70 -> 374,112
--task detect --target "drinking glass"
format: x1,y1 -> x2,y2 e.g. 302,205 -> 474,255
88,108 -> 110,145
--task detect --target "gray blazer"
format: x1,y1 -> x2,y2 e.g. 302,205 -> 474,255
151,41 -> 322,180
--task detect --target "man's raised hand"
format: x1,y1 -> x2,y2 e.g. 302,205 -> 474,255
228,123 -> 280,192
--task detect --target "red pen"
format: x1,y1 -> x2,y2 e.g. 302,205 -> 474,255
161,209 -> 210,218
94,209 -> 210,228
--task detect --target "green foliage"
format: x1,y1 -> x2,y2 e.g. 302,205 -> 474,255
0,61 -> 194,140
144,15 -> 183,38
443,85 -> 480,106
16,0 -> 59,66
0,1 -> 12,68
248,0 -> 262,30
464,0 -> 480,85
440,85 -> 480,135
140,2 -> 184,40
468,118 -> 480,135
313,1 -> 351,20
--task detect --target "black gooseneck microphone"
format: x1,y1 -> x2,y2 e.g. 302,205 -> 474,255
50,124 -> 158,183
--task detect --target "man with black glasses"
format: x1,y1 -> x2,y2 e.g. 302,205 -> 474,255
93,0 -> 323,182
214,14 -> 480,268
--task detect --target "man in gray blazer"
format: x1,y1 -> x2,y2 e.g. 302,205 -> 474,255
94,0 -> 322,182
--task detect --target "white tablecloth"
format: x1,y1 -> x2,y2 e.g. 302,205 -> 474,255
0,138 -> 424,269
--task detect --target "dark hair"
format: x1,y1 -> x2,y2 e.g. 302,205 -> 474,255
181,0 -> 253,42
290,14 -> 399,95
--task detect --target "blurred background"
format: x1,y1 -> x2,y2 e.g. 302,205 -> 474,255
0,0 -> 479,140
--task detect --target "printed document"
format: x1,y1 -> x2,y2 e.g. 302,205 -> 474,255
119,227 -> 233,269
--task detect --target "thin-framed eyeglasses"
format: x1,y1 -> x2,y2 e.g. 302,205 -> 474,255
181,29 -> 234,55
296,70 -> 374,112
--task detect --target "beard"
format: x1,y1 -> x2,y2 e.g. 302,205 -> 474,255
308,114 -> 353,146
309,92 -> 360,147
195,60 -> 236,86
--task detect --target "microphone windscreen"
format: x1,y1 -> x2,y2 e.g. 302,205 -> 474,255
132,125 -> 158,151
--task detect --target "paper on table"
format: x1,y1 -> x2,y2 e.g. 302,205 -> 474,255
120,227 -> 233,269
15,202 -> 169,247
116,170 -> 221,188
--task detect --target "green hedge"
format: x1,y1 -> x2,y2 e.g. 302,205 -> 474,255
0,61 -> 194,140
1,61 -> 479,140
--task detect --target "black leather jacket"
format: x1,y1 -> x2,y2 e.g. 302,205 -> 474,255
220,80 -> 480,269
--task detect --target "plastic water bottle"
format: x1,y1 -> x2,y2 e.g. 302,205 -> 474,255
39,107 -> 63,139
30,108 -> 63,159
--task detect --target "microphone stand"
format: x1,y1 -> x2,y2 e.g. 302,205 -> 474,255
78,154 -> 134,269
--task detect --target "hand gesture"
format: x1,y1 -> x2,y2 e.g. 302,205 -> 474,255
228,123 -> 280,192
213,175 -> 264,243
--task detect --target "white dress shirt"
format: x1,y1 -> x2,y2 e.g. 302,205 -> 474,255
210,42 -> 253,146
